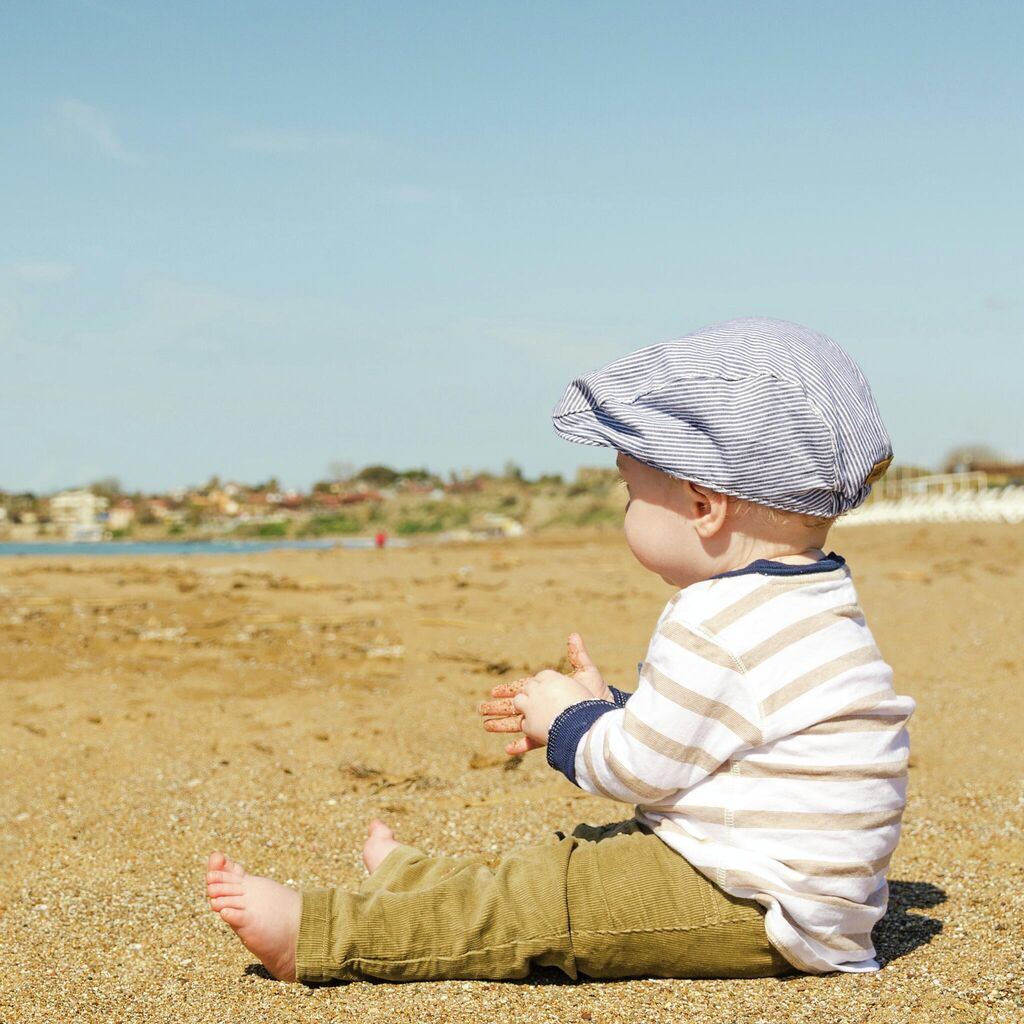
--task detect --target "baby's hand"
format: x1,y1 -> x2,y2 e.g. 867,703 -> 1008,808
511,672 -> 593,752
479,670 -> 593,756
478,676 -> 540,755
565,632 -> 613,703
478,634 -> 611,756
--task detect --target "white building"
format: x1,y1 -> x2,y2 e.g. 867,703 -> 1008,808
50,489 -> 109,541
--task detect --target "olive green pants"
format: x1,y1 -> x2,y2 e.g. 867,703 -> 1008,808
296,819 -> 791,984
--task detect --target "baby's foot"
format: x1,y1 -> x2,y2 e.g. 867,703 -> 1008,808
206,851 -> 300,982
362,818 -> 400,873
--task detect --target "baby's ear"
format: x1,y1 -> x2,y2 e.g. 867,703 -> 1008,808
686,481 -> 730,538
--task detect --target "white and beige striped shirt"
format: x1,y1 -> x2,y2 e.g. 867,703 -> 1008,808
553,557 -> 914,973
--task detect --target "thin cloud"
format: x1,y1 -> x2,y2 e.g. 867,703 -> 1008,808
11,261 -> 76,283
225,130 -> 360,153
54,99 -> 138,162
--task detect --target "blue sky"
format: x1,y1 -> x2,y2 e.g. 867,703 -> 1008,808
2,1 -> 1021,493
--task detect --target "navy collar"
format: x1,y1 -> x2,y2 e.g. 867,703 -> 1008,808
711,551 -> 846,580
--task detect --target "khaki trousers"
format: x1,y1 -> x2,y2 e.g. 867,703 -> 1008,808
296,819 -> 791,984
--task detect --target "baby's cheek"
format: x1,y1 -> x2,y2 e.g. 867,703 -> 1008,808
623,514 -> 660,570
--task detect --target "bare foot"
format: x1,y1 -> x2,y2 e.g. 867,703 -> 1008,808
362,818 -> 400,873
206,851 -> 300,982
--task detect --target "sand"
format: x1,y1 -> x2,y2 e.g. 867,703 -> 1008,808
1,523 -> 1022,1023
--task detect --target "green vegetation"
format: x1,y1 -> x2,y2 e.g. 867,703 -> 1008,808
541,501 -> 622,530
356,464 -> 399,487
232,520 -> 289,538
255,521 -> 288,537
574,503 -> 621,527
395,502 -> 471,535
300,513 -> 363,536
396,518 -> 443,535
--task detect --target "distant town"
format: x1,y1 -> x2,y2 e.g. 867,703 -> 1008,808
0,463 -> 625,544
2,448 -> 1021,543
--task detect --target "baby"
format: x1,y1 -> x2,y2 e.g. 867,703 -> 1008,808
206,316 -> 914,982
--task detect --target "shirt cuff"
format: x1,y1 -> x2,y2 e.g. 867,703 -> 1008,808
546,700 -> 618,786
608,686 -> 632,708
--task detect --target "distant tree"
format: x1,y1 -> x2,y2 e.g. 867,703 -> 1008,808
502,460 -> 525,482
90,476 -> 122,499
312,480 -> 333,493
252,477 -> 282,492
202,474 -> 222,493
942,444 -> 1005,474
357,464 -> 399,488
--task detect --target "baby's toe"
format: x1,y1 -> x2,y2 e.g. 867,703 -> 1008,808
207,882 -> 243,898
206,868 -> 241,884
210,894 -> 246,911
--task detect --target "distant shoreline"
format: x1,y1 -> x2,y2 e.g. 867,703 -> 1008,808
0,538 -> 385,557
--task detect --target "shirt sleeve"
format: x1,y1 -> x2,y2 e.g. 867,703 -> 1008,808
608,686 -> 632,707
555,616 -> 764,804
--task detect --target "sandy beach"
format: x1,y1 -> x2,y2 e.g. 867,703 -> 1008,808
2,522 -> 1021,1023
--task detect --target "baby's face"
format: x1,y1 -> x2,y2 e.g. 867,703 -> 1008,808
615,453 -> 708,589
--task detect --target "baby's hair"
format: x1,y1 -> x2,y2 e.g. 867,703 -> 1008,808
727,495 -> 838,532
656,465 -> 839,532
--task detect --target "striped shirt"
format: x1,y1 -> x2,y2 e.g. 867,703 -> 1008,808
547,555 -> 914,974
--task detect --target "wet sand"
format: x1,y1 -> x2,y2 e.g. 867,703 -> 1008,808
2,523 -> 1022,1023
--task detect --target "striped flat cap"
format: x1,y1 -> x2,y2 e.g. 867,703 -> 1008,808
552,317 -> 892,517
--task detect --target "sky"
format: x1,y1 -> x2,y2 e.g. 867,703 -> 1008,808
1,0 -> 1021,494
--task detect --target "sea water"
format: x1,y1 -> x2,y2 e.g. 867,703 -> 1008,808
0,538 -> 387,557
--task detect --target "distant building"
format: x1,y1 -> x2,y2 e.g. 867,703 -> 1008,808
444,479 -> 483,494
277,492 -> 305,511
107,499 -> 136,531
204,489 -> 240,517
50,489 -> 108,541
144,498 -> 171,521
242,491 -> 272,513
341,488 -> 383,505
311,492 -> 345,510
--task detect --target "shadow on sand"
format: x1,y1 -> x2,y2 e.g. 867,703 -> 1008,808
872,879 -> 946,966
243,964 -> 275,981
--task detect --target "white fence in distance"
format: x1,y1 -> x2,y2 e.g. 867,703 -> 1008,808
842,485 -> 1024,526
